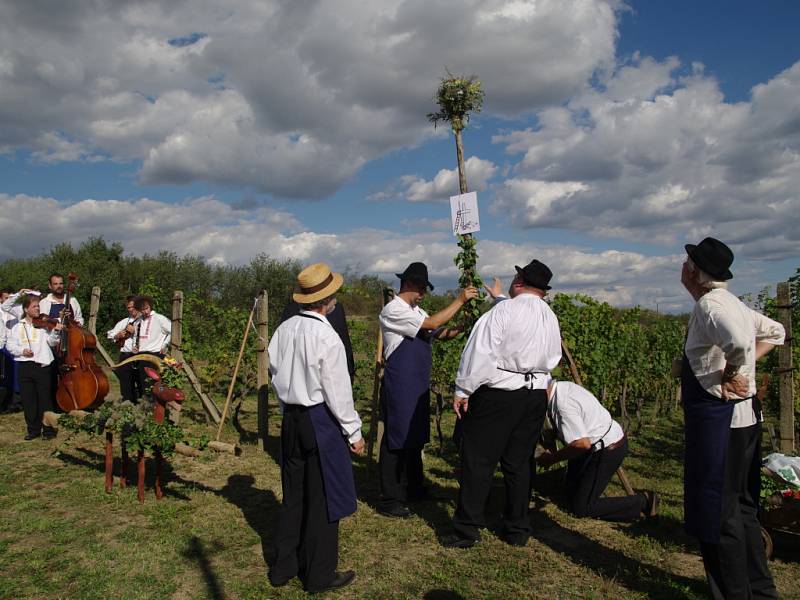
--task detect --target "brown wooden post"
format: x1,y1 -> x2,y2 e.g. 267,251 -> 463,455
104,431 -> 113,492
88,286 -> 101,335
170,291 -> 183,358
777,282 -> 795,452
137,451 -> 145,503
256,290 -> 270,451
367,288 -> 394,464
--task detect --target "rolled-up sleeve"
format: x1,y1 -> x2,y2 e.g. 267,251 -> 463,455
752,310 -> 785,346
454,309 -> 506,398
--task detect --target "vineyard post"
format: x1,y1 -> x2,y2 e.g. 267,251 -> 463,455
215,303 -> 255,441
256,290 -> 270,452
367,287 -> 394,464
776,282 -> 795,452
88,286 -> 100,334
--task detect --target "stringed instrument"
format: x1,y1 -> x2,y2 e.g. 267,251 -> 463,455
54,273 -> 109,411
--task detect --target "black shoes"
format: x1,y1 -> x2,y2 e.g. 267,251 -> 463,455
306,570 -> 356,594
378,503 -> 412,518
24,432 -> 39,441
642,491 -> 660,518
440,534 -> 477,549
268,572 -> 293,588
499,535 -> 528,547
42,428 -> 57,440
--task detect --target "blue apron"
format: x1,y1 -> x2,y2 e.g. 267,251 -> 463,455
48,302 -> 65,319
292,313 -> 357,523
381,329 -> 432,450
307,402 -> 358,522
681,355 -> 735,543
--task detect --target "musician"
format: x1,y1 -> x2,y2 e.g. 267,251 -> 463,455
131,296 -> 171,396
6,294 -> 63,440
107,296 -> 141,402
377,262 -> 477,518
39,273 -> 83,326
0,288 -> 38,414
268,263 -> 363,593
536,380 -> 658,521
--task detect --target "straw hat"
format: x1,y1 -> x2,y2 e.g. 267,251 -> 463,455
293,263 -> 344,303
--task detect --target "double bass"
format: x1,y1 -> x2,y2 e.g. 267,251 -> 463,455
53,273 -> 109,411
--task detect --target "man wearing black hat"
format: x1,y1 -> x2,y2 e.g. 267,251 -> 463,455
680,237 -> 783,599
377,262 -> 477,518
443,259 -> 562,548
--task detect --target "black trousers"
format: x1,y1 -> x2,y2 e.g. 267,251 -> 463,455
378,433 -> 424,507
566,437 -> 645,521
452,386 -> 547,543
116,351 -> 139,402
271,406 -> 339,590
134,352 -> 163,402
700,423 -> 776,600
18,362 -> 54,436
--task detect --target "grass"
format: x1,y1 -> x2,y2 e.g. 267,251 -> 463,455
0,393 -> 798,599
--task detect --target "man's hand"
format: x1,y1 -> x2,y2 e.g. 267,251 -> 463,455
453,395 -> 469,419
484,277 -> 503,299
350,438 -> 365,455
458,286 -> 479,304
53,323 -> 64,331
22,349 -> 33,358
721,373 -> 749,401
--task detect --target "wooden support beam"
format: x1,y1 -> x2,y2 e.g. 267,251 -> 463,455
777,282 -> 795,453
88,286 -> 101,334
256,290 -> 270,451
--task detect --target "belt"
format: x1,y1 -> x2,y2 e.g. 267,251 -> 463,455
603,433 -> 626,452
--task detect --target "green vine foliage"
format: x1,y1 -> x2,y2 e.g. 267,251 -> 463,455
454,234 -> 485,332
427,72 -> 485,133
58,400 -> 209,456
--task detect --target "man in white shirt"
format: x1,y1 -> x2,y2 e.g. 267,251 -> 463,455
444,259 -> 562,548
1,287 -> 38,414
537,380 -> 657,521
107,296 -> 141,402
268,263 -> 364,595
680,237 -> 783,600
377,262 -> 477,518
131,295 -> 171,397
39,273 -> 83,326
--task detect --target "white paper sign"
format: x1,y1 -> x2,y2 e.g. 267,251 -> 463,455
450,191 -> 480,236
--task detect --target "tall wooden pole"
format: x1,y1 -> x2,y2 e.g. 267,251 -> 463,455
88,286 -> 101,334
170,291 -> 183,358
367,288 -> 394,464
777,282 -> 795,452
256,290 -> 270,451
215,305 -> 255,441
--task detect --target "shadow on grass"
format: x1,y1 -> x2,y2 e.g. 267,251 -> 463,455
532,511 -> 707,599
232,401 -> 259,446
424,590 -> 465,600
182,536 -> 225,600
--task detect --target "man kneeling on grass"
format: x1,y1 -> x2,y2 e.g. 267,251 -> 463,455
536,380 -> 659,521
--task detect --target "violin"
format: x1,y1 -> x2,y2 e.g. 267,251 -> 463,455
31,315 -> 60,330
114,320 -> 136,347
54,273 -> 109,411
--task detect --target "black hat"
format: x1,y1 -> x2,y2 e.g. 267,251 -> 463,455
396,262 -> 434,291
685,237 -> 733,281
515,259 -> 552,290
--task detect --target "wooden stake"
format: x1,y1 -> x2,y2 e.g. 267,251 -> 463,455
256,290 -> 270,451
776,282 -> 795,453
215,304 -> 256,441
367,288 -> 394,463
88,286 -> 101,335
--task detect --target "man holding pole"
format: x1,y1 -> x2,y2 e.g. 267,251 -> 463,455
443,259 -> 561,548
268,263 -> 363,594
680,237 -> 783,599
377,262 -> 477,518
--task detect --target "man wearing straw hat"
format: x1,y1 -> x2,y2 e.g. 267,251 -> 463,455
680,237 -> 783,599
268,262 -> 364,594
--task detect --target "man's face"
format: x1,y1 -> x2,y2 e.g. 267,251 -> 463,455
126,301 -> 139,318
407,281 -> 427,306
139,303 -> 152,318
508,275 -> 523,298
0,293 -> 9,303
49,277 -> 65,296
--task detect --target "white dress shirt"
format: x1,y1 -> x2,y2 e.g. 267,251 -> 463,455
685,287 -> 785,428
6,320 -> 59,365
269,311 -> 362,443
135,311 -> 171,353
549,381 -> 624,450
40,294 -> 83,326
2,292 -> 31,350
108,317 -> 139,353
455,293 -> 562,398
379,296 -> 430,360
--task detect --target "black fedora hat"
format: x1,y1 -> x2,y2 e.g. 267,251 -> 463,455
396,262 -> 434,290
685,237 -> 734,281
515,259 -> 552,290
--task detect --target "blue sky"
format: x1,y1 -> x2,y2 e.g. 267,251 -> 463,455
0,0 -> 798,311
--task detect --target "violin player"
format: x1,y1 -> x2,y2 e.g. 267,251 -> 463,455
131,296 -> 171,396
107,296 -> 141,402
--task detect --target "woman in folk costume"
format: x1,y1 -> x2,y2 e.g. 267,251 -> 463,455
268,263 -> 364,594
6,294 -> 63,440
377,262 -> 477,518
680,237 -> 783,599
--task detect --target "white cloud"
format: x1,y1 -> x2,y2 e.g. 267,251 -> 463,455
400,157 -> 498,202
492,57 -> 800,260
0,0 -> 619,198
